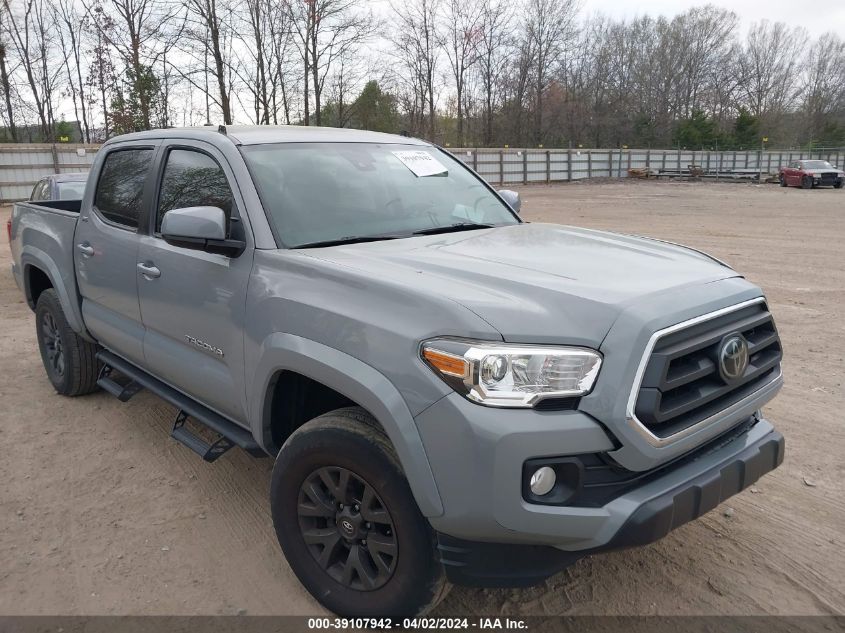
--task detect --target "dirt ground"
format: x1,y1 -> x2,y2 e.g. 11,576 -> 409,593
0,180 -> 843,616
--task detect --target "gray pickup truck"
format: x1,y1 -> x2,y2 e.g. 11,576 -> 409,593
8,126 -> 785,618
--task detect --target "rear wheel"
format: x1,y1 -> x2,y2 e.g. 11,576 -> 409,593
35,289 -> 100,396
779,175 -> 787,187
801,175 -> 813,189
271,407 -> 449,618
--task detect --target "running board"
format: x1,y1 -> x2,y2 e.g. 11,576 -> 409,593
96,350 -> 263,459
171,410 -> 234,462
97,365 -> 143,401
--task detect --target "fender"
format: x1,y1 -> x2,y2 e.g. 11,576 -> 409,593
20,245 -> 92,341
250,332 -> 444,518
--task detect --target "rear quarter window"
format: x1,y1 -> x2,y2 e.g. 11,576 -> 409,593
94,149 -> 153,229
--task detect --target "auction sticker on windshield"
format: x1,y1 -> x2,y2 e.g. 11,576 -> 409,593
392,150 -> 448,177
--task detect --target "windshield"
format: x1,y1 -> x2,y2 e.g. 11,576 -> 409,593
241,142 -> 519,247
57,181 -> 86,200
802,160 -> 833,169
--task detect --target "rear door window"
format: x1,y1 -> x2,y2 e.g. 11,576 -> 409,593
94,149 -> 153,229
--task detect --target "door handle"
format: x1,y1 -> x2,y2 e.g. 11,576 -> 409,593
137,262 -> 161,279
77,243 -> 94,257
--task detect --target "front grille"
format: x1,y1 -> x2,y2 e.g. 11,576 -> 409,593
634,301 -> 782,438
819,172 -> 839,184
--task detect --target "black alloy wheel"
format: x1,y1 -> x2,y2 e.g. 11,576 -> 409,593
297,466 -> 398,591
40,311 -> 65,378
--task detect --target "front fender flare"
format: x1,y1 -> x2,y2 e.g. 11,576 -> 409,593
250,333 -> 444,517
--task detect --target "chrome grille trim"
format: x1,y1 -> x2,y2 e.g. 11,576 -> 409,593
625,297 -> 780,447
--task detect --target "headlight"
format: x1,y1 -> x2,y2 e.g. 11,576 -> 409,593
421,339 -> 602,407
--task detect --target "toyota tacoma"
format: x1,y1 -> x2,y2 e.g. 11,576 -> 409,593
8,126 -> 785,618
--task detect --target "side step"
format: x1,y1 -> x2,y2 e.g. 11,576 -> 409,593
96,350 -> 263,459
97,365 -> 143,402
171,410 -> 234,462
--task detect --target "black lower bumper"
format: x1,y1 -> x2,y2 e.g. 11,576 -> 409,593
437,429 -> 785,587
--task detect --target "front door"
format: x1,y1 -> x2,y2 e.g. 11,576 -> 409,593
136,142 -> 253,423
75,144 -> 157,365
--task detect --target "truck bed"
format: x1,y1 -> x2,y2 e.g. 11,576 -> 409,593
10,199 -> 86,335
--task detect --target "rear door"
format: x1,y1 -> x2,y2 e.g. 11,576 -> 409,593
136,141 -> 253,423
75,143 -> 158,365
786,161 -> 801,185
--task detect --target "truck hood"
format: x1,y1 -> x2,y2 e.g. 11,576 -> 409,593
301,223 -> 740,346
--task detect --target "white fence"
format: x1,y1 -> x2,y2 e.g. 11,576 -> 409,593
1,143 -> 843,202
0,144 -> 100,202
450,147 -> 845,185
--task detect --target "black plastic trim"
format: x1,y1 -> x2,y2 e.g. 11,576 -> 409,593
97,350 -> 263,455
437,429 -> 784,587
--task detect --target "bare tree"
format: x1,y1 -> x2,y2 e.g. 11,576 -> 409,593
54,0 -> 92,141
441,0 -> 482,146
0,2 -> 17,140
801,32 -> 845,142
524,0 -> 579,144
288,0 -> 373,126
181,0 -> 233,124
91,0 -> 182,130
737,21 -> 807,123
3,0 -> 60,140
388,0 -> 440,140
475,0 -> 511,146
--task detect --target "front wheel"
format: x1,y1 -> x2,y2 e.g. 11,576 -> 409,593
271,407 -> 449,618
801,175 -> 813,189
834,180 -> 843,189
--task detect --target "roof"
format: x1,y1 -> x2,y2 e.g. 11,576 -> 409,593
105,125 -> 430,147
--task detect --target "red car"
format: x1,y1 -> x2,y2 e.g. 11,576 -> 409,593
779,159 -> 844,189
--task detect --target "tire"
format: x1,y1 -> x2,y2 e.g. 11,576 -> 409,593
271,407 -> 449,618
779,175 -> 787,187
35,288 -> 100,396
801,175 -> 813,189
835,180 -> 843,189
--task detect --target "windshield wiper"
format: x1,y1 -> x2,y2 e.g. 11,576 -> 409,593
292,234 -> 405,249
411,222 -> 496,236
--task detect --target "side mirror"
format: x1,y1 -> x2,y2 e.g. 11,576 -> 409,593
498,189 -> 521,213
161,206 -> 245,257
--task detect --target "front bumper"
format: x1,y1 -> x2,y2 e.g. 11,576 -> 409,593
437,426 -> 784,587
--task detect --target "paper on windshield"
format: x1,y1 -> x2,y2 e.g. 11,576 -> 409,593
392,150 -> 448,177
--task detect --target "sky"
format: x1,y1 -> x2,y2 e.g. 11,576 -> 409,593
579,0 -> 845,38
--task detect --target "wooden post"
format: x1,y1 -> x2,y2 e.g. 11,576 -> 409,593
587,151 -> 592,179
706,151 -> 710,173
646,149 -> 651,170
545,150 -> 551,184
567,147 -> 572,182
472,149 -> 477,172
662,151 -> 667,172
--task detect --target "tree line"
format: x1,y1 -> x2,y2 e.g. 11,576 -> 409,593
0,0 -> 843,149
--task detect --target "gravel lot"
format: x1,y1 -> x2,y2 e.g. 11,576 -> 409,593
1,180 -> 843,616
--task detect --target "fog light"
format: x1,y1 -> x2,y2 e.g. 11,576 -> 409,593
529,466 -> 556,496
